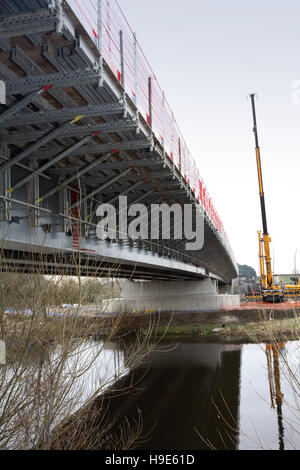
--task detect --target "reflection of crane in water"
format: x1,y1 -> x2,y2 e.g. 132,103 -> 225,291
265,343 -> 285,450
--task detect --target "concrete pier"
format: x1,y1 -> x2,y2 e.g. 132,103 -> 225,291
103,279 -> 240,314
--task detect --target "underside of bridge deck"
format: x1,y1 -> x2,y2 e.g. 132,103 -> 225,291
0,0 -> 238,285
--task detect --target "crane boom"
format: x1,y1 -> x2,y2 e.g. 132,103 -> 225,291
250,94 -> 273,289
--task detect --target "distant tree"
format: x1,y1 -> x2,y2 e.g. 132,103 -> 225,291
238,264 -> 257,280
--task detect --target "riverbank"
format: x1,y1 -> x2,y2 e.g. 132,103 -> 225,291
3,300 -> 300,344
146,317 -> 300,342
117,300 -> 300,342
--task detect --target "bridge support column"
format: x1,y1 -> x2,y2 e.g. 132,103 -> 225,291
104,279 -> 240,314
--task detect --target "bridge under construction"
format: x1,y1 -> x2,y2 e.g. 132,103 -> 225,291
0,0 -> 239,311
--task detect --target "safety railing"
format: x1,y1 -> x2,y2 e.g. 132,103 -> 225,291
64,0 -> 236,266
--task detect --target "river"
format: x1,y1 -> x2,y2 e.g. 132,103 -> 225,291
1,334 -> 299,450
105,337 -> 300,450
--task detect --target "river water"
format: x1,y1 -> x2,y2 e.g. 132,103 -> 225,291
2,335 -> 299,450
106,338 -> 300,451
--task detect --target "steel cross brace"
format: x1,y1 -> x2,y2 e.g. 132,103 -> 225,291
129,188 -> 157,206
69,167 -> 134,209
2,103 -> 125,127
37,153 -> 112,203
0,85 -> 54,126
94,172 -> 172,201
0,150 -> 51,182
0,8 -> 57,39
84,180 -> 144,234
8,132 -> 98,195
86,185 -> 157,239
104,180 -> 145,204
0,116 -> 83,173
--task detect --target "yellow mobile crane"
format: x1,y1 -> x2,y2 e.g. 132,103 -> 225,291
246,95 -> 285,302
246,95 -> 300,301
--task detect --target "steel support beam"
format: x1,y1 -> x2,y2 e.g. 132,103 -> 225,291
49,159 -> 162,175
1,120 -> 138,144
5,69 -> 102,95
0,8 -> 57,39
0,194 -> 52,214
29,139 -> 151,160
2,102 -> 125,127
27,158 -> 39,227
82,174 -> 179,188
0,144 -> 11,221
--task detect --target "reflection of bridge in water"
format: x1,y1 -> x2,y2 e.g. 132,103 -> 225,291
105,340 -> 243,450
0,1 -> 239,311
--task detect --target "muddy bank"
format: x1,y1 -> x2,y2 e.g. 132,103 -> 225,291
114,301 -> 300,342
4,300 -> 300,343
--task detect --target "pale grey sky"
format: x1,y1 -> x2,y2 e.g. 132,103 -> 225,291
117,0 -> 300,274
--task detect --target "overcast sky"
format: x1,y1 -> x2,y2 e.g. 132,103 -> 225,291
117,0 -> 300,274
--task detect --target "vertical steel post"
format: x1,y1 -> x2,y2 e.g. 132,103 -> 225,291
162,91 -> 166,151
28,158 -> 40,227
55,0 -> 63,34
58,181 -> 67,233
133,32 -> 138,106
0,144 -> 11,221
0,80 -> 5,105
82,184 -> 89,238
148,76 -> 152,128
178,137 -> 182,172
171,111 -> 175,162
107,0 -> 111,59
97,0 -> 104,87
119,30 -> 125,88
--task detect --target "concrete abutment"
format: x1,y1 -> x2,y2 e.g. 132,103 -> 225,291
103,279 -> 240,314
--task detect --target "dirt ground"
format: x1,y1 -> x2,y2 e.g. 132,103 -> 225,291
112,300 -> 300,331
